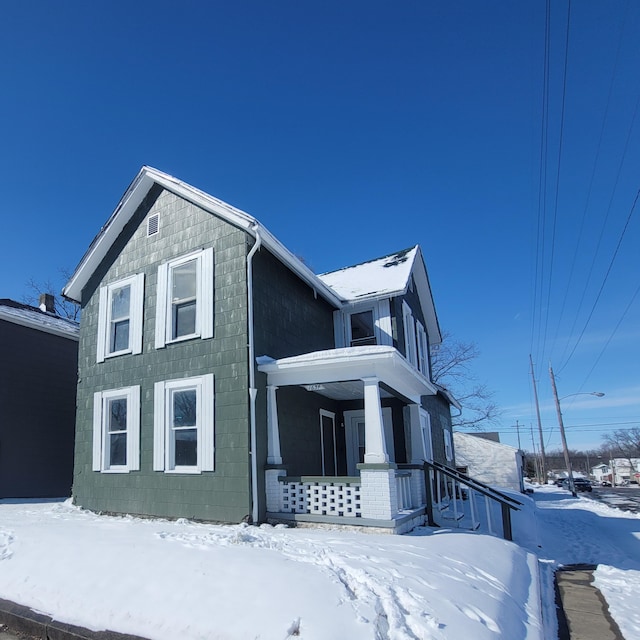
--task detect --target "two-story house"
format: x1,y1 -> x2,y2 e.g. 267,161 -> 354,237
63,166 -> 457,533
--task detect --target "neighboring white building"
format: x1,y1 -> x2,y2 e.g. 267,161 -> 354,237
453,432 -> 525,493
592,459 -> 640,485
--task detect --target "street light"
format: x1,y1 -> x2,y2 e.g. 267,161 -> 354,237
549,364 -> 605,497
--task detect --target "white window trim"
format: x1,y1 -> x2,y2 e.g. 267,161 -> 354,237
96,273 -> 144,363
155,248 -> 214,349
153,374 -> 215,473
416,320 -> 429,376
402,301 -> 418,368
92,386 -> 140,473
334,300 -> 393,348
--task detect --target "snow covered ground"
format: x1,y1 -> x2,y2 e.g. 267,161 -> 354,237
0,486 -> 638,640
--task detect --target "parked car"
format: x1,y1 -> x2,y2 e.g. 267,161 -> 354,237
554,478 -> 566,486
561,478 -> 593,492
600,480 -> 612,487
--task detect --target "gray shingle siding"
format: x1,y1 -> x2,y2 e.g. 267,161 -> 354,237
73,188 -> 252,522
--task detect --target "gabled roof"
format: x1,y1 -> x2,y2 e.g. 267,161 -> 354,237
0,299 -> 79,340
62,167 -> 442,347
319,246 -> 442,345
62,166 -> 342,307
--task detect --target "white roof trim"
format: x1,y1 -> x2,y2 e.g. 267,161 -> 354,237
257,346 -> 437,403
63,166 -> 343,307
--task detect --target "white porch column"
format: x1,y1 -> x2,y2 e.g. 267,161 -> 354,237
362,377 -> 388,464
266,384 -> 282,465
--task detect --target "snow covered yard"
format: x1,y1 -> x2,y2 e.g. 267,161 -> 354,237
0,487 -> 638,640
0,498 -> 542,640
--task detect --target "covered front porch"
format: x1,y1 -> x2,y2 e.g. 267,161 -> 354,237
257,346 -> 438,534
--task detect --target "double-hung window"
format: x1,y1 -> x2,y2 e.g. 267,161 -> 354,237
92,386 -> 140,472
153,374 -> 215,473
349,310 -> 376,346
96,274 -> 144,362
155,248 -> 214,348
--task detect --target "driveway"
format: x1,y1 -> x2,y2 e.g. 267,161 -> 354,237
588,486 -> 640,514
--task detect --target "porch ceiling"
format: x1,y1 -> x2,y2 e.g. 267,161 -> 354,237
301,380 -> 394,401
257,346 -> 436,403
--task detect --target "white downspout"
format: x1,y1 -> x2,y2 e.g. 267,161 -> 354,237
247,225 -> 262,524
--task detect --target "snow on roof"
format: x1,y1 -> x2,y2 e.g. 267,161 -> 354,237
257,345 -> 396,366
0,299 -> 79,340
318,246 -> 418,300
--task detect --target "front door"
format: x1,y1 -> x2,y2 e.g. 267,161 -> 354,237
319,409 -> 337,476
344,408 -> 393,476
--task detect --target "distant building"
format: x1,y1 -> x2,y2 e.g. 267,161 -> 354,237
0,297 -> 79,497
454,432 -> 525,492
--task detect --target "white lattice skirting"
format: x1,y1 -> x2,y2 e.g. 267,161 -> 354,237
282,481 -> 362,517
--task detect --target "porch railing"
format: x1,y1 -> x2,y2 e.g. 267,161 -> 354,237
278,476 -> 363,518
423,460 -> 523,541
395,470 -> 414,511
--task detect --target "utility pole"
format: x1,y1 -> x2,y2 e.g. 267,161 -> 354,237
549,363 -> 577,497
513,420 -> 522,449
530,424 -> 541,482
530,354 -> 547,484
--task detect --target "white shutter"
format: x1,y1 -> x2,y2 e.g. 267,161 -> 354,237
376,300 -> 393,346
153,381 -> 166,470
420,409 -> 433,462
444,430 -> 453,462
200,247 -> 214,340
130,273 -> 145,356
128,386 -> 141,471
416,321 -> 428,375
92,392 -> 103,471
201,374 -> 215,471
96,287 -> 108,363
155,262 -> 168,349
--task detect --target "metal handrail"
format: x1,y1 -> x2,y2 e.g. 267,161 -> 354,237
423,460 -> 522,541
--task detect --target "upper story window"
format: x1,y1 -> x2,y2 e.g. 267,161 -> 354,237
92,386 -> 140,473
96,274 -> 145,363
335,301 -> 393,349
155,248 -> 214,348
171,258 -> 197,339
402,301 -> 430,377
349,310 -> 376,346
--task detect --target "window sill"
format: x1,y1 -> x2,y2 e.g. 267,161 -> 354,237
104,348 -> 133,359
164,467 -> 202,475
165,333 -> 201,345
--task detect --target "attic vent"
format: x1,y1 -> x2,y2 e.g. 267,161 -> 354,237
147,213 -> 159,236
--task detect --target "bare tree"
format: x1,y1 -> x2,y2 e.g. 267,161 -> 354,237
23,268 -> 80,321
431,331 -> 500,430
601,428 -> 640,471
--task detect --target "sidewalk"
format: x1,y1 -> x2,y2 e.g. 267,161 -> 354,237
556,564 -> 625,640
0,598 -> 147,640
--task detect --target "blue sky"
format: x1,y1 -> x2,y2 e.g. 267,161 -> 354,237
1,1 -> 638,454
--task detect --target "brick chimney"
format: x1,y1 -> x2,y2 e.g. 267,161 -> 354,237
39,293 -> 56,314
